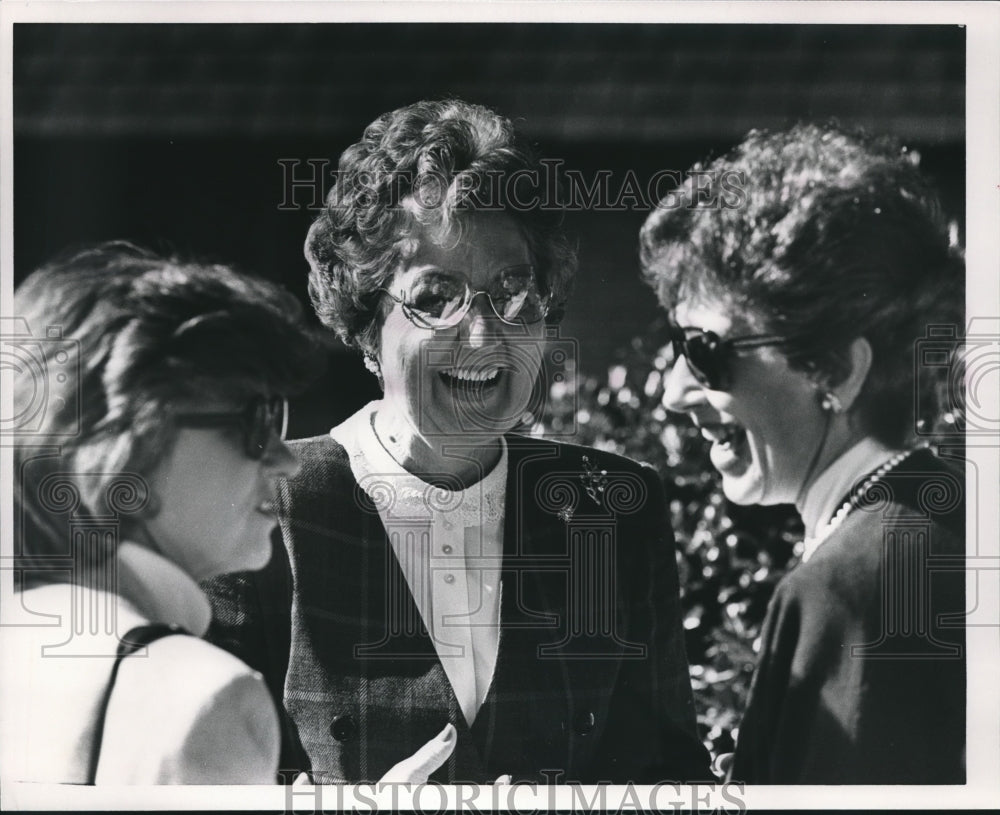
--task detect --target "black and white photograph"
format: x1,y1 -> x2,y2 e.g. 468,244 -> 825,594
1,1 -> 997,811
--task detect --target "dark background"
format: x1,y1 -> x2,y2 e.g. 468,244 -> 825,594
13,23 -> 965,438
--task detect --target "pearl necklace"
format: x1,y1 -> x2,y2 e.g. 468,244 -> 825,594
800,448 -> 917,563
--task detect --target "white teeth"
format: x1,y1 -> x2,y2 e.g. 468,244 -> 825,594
442,367 -> 500,382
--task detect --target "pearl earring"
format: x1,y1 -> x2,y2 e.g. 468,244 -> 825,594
363,352 -> 383,389
820,391 -> 843,413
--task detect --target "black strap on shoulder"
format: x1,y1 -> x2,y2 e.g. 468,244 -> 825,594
86,623 -> 189,785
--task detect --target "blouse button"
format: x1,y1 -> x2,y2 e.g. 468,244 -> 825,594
444,573 -> 456,584
442,544 -> 453,554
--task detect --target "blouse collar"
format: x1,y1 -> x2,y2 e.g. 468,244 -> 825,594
799,436 -> 898,539
330,401 -> 508,524
115,541 -> 213,636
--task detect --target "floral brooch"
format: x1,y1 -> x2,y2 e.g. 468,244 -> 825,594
556,455 -> 610,523
580,455 -> 609,507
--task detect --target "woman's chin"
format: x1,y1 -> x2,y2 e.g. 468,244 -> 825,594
720,476 -> 764,506
424,383 -> 533,440
434,370 -> 527,431
232,525 -> 276,574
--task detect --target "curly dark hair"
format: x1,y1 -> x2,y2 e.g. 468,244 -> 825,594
13,241 -> 322,584
640,122 -> 964,447
304,98 -> 577,353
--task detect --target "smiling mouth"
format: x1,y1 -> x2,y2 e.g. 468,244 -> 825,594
699,423 -> 743,449
697,421 -> 752,475
439,366 -> 504,392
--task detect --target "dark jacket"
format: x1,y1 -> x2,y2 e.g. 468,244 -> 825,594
206,432 -> 711,784
730,448 -> 966,783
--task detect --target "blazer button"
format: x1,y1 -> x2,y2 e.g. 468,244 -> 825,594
573,710 -> 596,736
330,714 -> 358,742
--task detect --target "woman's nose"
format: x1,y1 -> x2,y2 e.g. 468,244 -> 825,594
459,293 -> 503,348
262,435 -> 301,480
662,354 -> 707,412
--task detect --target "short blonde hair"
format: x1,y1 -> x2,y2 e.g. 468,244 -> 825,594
13,242 -> 321,586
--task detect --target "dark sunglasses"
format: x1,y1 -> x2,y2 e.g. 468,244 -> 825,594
381,264 -> 550,329
667,318 -> 788,390
173,395 -> 288,460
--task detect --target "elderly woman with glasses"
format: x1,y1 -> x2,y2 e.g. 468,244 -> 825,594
1,243 -> 319,784
641,123 -> 966,783
206,99 -> 712,784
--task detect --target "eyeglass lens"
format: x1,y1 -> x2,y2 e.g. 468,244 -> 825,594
401,265 -> 546,327
669,323 -> 727,390
668,321 -> 787,391
246,396 -> 287,458
173,395 -> 288,460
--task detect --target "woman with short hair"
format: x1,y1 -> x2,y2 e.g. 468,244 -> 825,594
208,99 -> 712,784
642,123 -> 966,783
2,243 -> 318,783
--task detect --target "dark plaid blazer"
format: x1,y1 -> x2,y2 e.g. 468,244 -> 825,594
206,433 -> 711,784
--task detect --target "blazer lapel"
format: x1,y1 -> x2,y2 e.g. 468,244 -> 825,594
353,488 -> 437,661
354,487 -> 491,781
484,436 -> 638,779
472,438 -> 576,776
501,437 -> 570,634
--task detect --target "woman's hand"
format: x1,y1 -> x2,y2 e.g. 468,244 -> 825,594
293,723 -> 510,785
378,723 -> 457,783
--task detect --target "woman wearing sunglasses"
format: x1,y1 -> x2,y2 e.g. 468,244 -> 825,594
641,123 -> 966,783
206,99 -> 712,784
1,243 -> 318,783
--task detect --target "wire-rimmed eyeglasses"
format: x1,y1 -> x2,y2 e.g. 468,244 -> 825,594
380,265 -> 550,329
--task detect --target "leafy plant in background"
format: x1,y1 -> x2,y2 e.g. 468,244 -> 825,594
535,315 -> 962,765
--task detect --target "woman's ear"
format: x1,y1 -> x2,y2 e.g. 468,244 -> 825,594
830,336 -> 873,413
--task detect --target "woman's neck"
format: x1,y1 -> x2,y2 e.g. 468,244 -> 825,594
797,436 -> 898,537
114,541 -> 213,636
372,407 -> 502,490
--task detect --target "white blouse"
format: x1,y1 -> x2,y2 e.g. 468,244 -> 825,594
331,402 -> 505,727
0,542 -> 279,784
